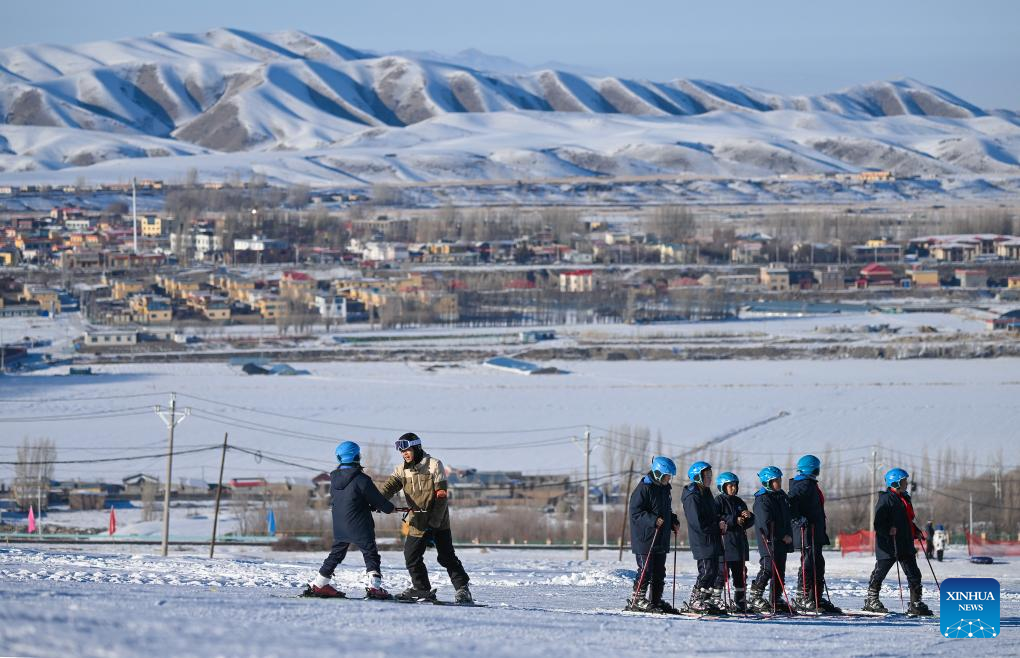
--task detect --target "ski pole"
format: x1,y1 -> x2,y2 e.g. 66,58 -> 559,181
672,529 -> 678,609
915,537 -> 941,591
893,531 -> 905,612
723,556 -> 732,609
809,523 -> 819,612
632,524 -> 662,607
759,524 -> 794,614
799,525 -> 808,603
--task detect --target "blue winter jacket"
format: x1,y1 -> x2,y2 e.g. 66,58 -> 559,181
629,474 -> 679,555
788,475 -> 830,549
329,466 -> 395,546
681,483 -> 723,560
753,487 -> 794,557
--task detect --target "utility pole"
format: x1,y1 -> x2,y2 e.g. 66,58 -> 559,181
155,393 -> 189,557
969,492 -> 974,539
571,427 -> 594,560
132,177 -> 138,254
209,433 -> 229,559
869,448 -> 878,537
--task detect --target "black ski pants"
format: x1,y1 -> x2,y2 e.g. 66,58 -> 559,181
404,528 -> 469,591
752,551 -> 787,606
868,554 -> 922,591
695,557 -> 719,591
714,558 -> 747,595
796,542 -> 826,601
319,538 -> 381,578
634,551 -> 668,603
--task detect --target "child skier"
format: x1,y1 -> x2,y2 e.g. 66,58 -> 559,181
305,441 -> 396,599
713,471 -> 754,612
788,454 -> 840,613
863,468 -> 933,617
681,461 -> 726,614
933,524 -> 947,562
748,466 -> 794,614
627,456 -> 680,614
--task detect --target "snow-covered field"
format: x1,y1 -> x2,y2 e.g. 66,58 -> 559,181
0,545 -> 1015,657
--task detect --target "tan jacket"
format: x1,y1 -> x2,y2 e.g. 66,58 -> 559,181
380,453 -> 450,537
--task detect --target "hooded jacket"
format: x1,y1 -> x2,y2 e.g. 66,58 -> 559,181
629,473 -> 679,555
380,452 -> 450,538
788,475 -> 830,549
682,482 -> 723,560
753,487 -> 794,557
329,465 -> 395,546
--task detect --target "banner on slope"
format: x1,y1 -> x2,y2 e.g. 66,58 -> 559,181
837,530 -> 875,556
967,532 -> 1020,557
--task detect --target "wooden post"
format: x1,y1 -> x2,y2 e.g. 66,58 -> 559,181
618,459 -> 635,561
209,433 -> 228,559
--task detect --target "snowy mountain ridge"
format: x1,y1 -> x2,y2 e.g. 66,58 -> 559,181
1,28 -> 1019,188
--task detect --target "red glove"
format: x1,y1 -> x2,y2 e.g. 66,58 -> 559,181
435,489 -> 448,499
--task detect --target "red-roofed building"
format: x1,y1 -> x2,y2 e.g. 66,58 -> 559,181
857,263 -> 895,288
559,269 -> 594,293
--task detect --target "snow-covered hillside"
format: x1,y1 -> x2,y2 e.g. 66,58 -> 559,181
1,28 -> 1019,187
0,546 -> 1015,657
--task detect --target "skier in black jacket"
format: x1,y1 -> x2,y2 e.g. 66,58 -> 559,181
681,461 -> 726,613
627,456 -> 680,613
749,466 -> 794,614
713,472 -> 754,612
305,441 -> 396,599
788,454 -> 840,613
863,468 -> 933,616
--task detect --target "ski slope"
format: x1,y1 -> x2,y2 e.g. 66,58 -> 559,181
0,545 -> 1015,657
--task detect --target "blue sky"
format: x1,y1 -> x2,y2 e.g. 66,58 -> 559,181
3,0 -> 1017,108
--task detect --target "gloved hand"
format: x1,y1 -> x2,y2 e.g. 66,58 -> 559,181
435,489 -> 448,499
719,520 -> 728,533
655,517 -> 664,528
783,535 -> 793,544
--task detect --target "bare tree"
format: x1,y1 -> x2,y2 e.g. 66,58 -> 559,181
646,205 -> 697,243
13,438 -> 56,512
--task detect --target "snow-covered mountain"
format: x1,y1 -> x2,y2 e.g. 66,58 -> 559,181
1,28 -> 1018,187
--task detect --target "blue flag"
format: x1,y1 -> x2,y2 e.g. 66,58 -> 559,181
267,509 -> 276,536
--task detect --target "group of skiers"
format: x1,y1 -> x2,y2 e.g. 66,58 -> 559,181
626,455 -> 936,617
301,434 -> 935,617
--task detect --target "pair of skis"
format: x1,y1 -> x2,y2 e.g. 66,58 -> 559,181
299,586 -> 486,607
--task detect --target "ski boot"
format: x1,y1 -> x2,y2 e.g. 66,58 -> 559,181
395,587 -> 437,603
454,586 -> 474,604
365,571 -> 392,600
906,587 -> 933,617
817,590 -> 842,614
303,574 -> 345,598
727,588 -> 748,614
626,596 -> 656,612
862,587 -> 888,613
792,593 -> 817,613
707,588 -> 727,613
654,600 -> 681,615
746,585 -> 769,613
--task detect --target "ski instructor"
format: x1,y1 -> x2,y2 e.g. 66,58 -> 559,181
380,432 -> 473,604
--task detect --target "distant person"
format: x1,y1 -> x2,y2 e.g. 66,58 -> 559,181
714,472 -> 754,612
749,466 -> 794,614
380,433 -> 473,603
789,454 -> 840,613
682,461 -> 726,614
305,441 -> 395,599
924,521 -> 935,559
626,456 -> 680,613
933,524 -> 947,562
863,468 -> 933,616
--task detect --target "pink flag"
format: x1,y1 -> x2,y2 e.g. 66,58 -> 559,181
27,506 -> 36,533
109,507 -> 117,536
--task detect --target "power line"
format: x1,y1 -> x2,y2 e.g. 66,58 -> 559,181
0,391 -> 172,403
0,445 -> 221,466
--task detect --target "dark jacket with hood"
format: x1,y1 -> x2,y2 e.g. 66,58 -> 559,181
715,492 -> 755,561
753,487 -> 794,557
873,488 -> 919,561
681,482 -> 723,560
788,475 -> 830,549
329,465 -> 395,546
629,473 -> 679,555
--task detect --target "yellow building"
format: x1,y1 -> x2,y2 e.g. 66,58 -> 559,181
1008,276 -> 1020,289
21,285 -> 60,315
140,215 -> 169,238
129,295 -> 172,324
112,280 -> 146,300
907,270 -> 940,288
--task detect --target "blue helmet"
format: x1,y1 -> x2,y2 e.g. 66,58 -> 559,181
758,466 -> 783,486
651,456 -> 677,483
687,461 -> 712,484
796,454 -> 821,477
885,467 -> 909,489
716,471 -> 739,493
335,440 -> 361,465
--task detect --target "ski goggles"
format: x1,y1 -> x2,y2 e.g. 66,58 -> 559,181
394,437 -> 422,452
